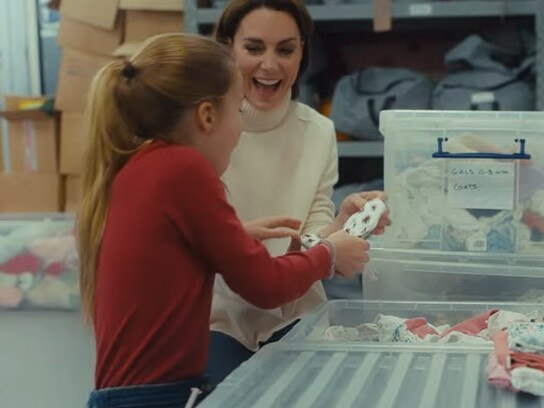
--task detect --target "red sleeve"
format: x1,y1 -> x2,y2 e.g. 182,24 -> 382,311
160,149 -> 331,309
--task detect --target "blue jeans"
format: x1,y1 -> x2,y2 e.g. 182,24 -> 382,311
206,320 -> 298,386
87,377 -> 211,408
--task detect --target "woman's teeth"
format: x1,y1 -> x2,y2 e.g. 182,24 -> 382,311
256,78 -> 280,85
253,78 -> 281,90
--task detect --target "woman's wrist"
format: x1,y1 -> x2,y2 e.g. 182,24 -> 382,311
318,218 -> 344,239
319,238 -> 336,280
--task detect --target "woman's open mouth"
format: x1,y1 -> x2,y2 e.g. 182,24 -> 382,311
252,77 -> 282,92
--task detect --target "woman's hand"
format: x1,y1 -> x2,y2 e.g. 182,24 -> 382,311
337,191 -> 391,235
318,191 -> 391,238
327,230 -> 370,278
243,215 -> 301,241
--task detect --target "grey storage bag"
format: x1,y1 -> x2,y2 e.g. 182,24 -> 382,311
432,34 -> 534,111
330,67 -> 432,140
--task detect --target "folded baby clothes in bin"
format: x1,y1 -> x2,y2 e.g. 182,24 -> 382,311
0,214 -> 80,311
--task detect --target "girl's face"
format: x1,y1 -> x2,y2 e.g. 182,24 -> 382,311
211,72 -> 245,175
232,8 -> 303,111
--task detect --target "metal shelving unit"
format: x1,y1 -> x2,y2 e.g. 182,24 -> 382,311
184,0 -> 544,158
188,0 -> 540,26
338,140 -> 383,157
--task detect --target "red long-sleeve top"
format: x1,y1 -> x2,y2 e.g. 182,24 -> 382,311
93,142 -> 330,388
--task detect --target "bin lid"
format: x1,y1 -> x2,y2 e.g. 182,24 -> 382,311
200,342 -> 537,408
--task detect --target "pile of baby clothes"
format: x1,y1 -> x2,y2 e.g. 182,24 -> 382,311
0,218 -> 79,310
488,322 -> 544,396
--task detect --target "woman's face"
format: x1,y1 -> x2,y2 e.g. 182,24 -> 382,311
232,7 -> 303,111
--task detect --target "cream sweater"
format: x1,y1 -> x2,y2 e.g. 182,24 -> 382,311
210,94 -> 338,351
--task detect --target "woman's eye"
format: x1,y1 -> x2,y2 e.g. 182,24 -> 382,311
245,45 -> 263,54
278,47 -> 295,56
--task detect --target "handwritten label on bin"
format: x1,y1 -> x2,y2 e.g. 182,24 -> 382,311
447,161 -> 515,210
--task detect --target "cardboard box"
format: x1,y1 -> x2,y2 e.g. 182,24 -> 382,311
60,113 -> 86,175
113,42 -> 141,58
55,49 -> 115,113
0,173 -> 62,212
114,10 -> 184,57
119,0 -> 184,11
0,96 -> 59,174
124,10 -> 184,43
65,175 -> 83,212
57,16 -> 123,56
60,0 -> 119,30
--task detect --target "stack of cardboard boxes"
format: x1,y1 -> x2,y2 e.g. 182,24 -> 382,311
55,0 -> 185,212
0,0 -> 189,212
0,96 -> 62,211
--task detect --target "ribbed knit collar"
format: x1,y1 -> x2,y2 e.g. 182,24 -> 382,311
241,90 -> 292,133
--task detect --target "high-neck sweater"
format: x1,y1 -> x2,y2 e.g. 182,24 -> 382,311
211,93 -> 338,350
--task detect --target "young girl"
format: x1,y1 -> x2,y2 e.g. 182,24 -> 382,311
77,33 -> 368,408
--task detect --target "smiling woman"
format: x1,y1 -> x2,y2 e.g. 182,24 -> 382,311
215,0 -> 313,109
231,7 -> 304,111
207,0 -> 389,387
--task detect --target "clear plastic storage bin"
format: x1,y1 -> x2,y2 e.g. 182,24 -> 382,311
364,110 -> 544,302
363,247 -> 544,302
199,342 -> 537,408
0,213 -> 79,310
380,110 -> 544,254
282,299 -> 542,344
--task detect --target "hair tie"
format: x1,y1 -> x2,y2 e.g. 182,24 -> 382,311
121,61 -> 137,79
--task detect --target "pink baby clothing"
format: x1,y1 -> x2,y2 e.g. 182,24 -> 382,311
405,317 -> 439,338
510,352 -> 544,372
522,211 -> 544,233
493,330 -> 511,367
0,252 -> 41,275
487,351 -> 517,391
442,309 -> 498,337
45,262 -> 65,277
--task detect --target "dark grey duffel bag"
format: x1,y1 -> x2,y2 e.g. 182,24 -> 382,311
330,67 -> 432,140
433,34 -> 534,111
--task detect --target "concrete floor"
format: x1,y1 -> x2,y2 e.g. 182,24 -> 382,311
0,311 -> 94,408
